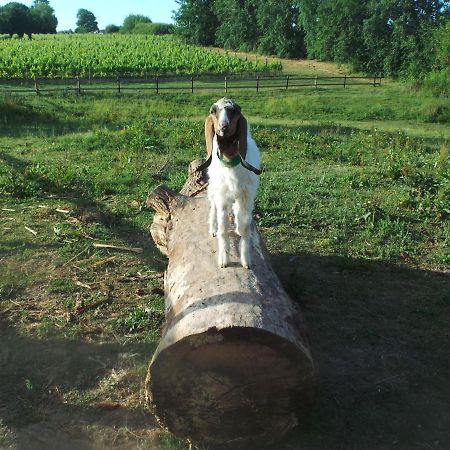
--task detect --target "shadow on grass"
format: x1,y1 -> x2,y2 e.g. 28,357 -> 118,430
0,96 -> 85,138
253,120 -> 449,150
0,151 -> 166,271
0,317 -> 158,450
271,252 -> 450,450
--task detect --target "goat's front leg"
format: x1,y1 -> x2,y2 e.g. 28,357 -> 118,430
208,198 -> 218,237
234,198 -> 253,269
216,202 -> 230,268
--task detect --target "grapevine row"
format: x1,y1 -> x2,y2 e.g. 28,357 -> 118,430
0,34 -> 282,79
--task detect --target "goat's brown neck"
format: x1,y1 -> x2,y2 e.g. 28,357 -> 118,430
216,134 -> 242,160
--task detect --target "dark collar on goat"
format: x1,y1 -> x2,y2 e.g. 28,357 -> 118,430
195,145 -> 262,175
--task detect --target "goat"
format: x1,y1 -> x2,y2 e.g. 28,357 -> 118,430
204,98 -> 261,269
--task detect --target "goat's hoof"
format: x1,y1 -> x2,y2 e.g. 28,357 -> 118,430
242,264 -> 250,270
219,256 -> 229,268
211,232 -> 217,238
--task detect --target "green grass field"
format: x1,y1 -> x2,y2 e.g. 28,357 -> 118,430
1,75 -> 449,449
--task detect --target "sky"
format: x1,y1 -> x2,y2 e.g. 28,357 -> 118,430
0,0 -> 179,31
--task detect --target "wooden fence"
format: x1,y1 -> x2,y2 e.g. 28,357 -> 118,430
0,74 -> 382,95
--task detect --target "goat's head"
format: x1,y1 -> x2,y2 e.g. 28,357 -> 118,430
205,98 -> 247,159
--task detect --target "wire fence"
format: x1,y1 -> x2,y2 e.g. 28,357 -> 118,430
0,74 -> 383,95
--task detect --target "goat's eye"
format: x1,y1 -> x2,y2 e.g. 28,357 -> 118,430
210,105 -> 218,115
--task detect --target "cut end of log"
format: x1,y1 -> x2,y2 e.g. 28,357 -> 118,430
146,327 -> 317,448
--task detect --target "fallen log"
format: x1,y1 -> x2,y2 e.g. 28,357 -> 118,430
145,160 -> 318,449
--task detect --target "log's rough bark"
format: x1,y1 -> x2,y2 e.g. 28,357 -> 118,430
146,160 -> 318,449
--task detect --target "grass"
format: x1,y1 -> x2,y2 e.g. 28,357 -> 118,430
0,80 -> 449,449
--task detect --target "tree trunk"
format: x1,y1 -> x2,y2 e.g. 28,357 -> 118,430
145,160 -> 318,449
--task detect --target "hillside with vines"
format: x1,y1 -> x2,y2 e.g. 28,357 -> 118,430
0,34 -> 282,79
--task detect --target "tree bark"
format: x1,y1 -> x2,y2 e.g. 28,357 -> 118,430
145,160 -> 318,449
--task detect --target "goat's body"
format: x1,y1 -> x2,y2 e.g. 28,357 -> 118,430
208,127 -> 260,268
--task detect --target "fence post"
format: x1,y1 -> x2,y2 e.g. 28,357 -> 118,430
156,76 -> 159,94
191,76 -> 194,94
224,76 -> 228,94
256,75 -> 260,93
315,75 -> 318,89
373,76 -> 376,87
117,76 -> 121,93
285,75 -> 290,90
343,74 -> 347,89
34,76 -> 40,95
77,76 -> 81,94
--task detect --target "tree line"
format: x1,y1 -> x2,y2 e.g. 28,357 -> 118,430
0,2 -> 174,36
0,0 -> 57,36
174,0 -> 450,79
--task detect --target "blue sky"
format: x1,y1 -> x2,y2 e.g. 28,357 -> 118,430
0,0 -> 179,31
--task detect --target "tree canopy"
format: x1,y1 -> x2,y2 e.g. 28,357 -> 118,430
75,8 -> 99,33
173,0 -> 218,46
121,14 -> 152,33
174,0 -> 450,78
0,0 -> 57,36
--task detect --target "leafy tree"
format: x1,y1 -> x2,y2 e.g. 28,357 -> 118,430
362,0 -> 449,76
214,0 -> 259,50
296,0 -> 369,63
297,0 -> 449,78
29,0 -> 57,34
256,0 -> 306,58
0,2 -> 32,37
174,0 -> 218,46
121,14 -> 152,33
132,22 -> 174,35
296,0 -> 323,58
75,8 -> 98,33
105,24 -> 121,33
433,18 -> 450,72
171,0 -> 449,79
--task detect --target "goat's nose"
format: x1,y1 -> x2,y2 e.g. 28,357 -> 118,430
219,121 -> 229,130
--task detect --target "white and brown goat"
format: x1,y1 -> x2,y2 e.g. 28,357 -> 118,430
203,98 -> 261,269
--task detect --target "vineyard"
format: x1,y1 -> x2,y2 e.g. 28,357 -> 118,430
0,34 -> 282,79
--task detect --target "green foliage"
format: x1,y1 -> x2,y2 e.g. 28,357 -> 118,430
0,34 -> 280,78
113,305 -> 165,335
0,2 -> 32,37
418,18 -> 450,96
297,0 -> 449,79
214,0 -> 259,51
120,14 -> 152,33
75,8 -> 98,33
104,24 -> 120,34
174,0 -> 218,46
132,22 -> 174,35
175,0 -> 307,58
256,0 -> 306,58
29,1 -> 57,34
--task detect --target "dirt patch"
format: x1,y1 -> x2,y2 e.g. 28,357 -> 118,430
0,320 -> 164,450
210,46 -> 350,76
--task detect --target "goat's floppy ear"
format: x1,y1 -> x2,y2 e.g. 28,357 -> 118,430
237,114 -> 248,159
205,115 -> 215,156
